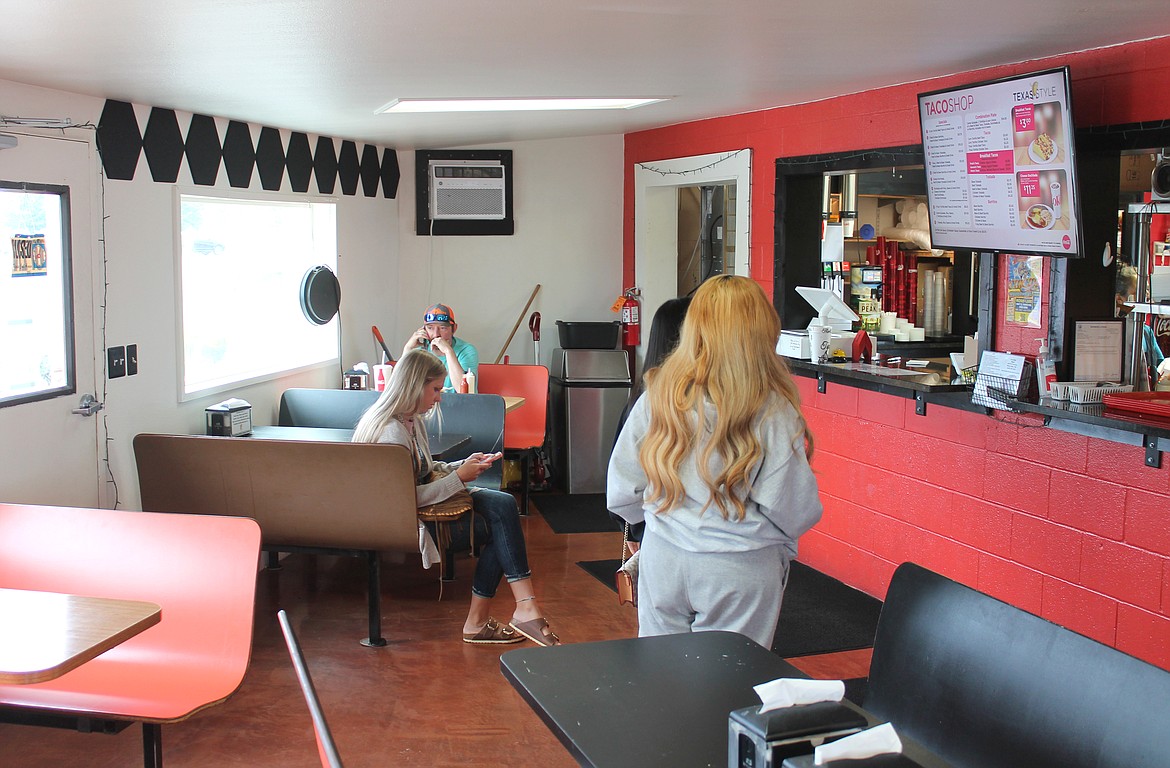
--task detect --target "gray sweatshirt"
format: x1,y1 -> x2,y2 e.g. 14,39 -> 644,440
607,393 -> 822,557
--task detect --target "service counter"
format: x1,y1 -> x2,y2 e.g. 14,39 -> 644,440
787,356 -> 1170,467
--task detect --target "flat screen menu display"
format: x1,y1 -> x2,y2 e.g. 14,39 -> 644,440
918,67 -> 1081,257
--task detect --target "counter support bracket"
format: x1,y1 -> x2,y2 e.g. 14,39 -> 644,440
817,373 -> 826,394
1144,434 -> 1162,469
915,392 -> 927,416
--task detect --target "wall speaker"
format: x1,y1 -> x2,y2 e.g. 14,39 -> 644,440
1153,150 -> 1170,201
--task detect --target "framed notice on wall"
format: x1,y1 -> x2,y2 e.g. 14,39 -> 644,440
1073,320 -> 1123,382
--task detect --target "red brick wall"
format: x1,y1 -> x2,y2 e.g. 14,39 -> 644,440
625,37 -> 1170,668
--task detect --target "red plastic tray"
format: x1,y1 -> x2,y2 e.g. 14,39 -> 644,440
1102,391 -> 1170,418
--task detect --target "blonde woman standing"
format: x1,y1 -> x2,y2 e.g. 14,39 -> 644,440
606,275 -> 822,647
354,349 -> 561,646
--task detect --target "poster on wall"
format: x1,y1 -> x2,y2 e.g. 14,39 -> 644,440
11,234 -> 48,277
918,66 -> 1081,257
1005,255 -> 1043,327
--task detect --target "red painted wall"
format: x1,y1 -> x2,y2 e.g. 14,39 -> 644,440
625,37 -> 1170,669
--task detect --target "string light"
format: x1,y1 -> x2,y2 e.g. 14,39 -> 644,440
637,149 -> 746,177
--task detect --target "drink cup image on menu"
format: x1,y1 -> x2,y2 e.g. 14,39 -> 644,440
1013,101 -> 1063,166
1017,169 -> 1067,231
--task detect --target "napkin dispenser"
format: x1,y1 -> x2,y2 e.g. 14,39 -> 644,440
205,398 -> 253,437
728,701 -> 867,768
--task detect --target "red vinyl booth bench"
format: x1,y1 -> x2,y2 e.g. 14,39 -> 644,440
0,503 -> 261,768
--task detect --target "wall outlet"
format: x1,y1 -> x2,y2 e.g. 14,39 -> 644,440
107,345 -> 126,379
127,344 -> 138,376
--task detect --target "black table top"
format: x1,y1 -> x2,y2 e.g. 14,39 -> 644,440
500,631 -> 805,768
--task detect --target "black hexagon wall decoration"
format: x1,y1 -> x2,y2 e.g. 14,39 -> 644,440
184,114 -> 222,186
359,144 -> 381,197
314,136 -> 338,195
338,140 -> 360,196
142,108 -> 184,183
286,132 -> 313,193
380,149 -> 400,199
223,121 -> 256,188
255,127 -> 286,191
97,99 -> 142,181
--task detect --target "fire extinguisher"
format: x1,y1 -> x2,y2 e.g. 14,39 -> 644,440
620,288 -> 641,347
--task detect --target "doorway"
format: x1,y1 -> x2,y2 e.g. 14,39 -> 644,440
0,131 -> 101,505
634,149 -> 751,373
677,184 -> 736,295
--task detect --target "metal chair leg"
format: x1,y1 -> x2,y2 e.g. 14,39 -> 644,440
142,722 -> 162,768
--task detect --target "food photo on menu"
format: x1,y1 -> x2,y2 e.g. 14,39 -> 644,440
1013,101 -> 1064,166
1016,168 -> 1068,232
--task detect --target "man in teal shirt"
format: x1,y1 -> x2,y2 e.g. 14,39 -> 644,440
402,303 -> 479,391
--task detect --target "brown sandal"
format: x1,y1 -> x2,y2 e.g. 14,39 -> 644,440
509,617 -> 562,647
463,617 -> 524,645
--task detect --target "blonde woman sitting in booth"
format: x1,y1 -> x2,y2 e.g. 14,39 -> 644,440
607,275 -> 823,648
353,349 -> 561,646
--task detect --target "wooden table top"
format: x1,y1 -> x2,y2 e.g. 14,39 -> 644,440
504,396 -> 525,413
0,587 -> 161,685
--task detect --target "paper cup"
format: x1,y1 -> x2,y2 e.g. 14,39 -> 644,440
373,363 -> 395,392
809,325 -> 833,363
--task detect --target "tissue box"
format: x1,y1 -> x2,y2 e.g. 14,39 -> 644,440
205,398 -> 252,437
778,331 -> 810,359
728,701 -> 867,767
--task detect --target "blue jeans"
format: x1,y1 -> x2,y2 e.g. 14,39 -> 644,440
449,488 -> 531,599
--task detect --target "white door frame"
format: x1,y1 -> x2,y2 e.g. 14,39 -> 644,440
0,129 -> 103,506
632,149 -> 752,371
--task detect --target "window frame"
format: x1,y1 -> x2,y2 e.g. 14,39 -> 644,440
0,180 -> 76,409
174,187 -> 339,402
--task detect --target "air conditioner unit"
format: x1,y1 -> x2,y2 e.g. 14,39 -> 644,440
428,159 -> 506,220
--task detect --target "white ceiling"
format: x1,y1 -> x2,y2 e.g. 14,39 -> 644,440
1,1 -> 1169,149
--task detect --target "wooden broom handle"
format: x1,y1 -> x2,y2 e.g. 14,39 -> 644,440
494,284 -> 541,363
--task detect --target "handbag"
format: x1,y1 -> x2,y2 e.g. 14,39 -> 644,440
417,468 -> 474,522
615,522 -> 638,607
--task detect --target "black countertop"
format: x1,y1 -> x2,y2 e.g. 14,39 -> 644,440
786,357 -> 1170,464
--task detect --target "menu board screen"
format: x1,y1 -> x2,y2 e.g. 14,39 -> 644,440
918,67 -> 1081,257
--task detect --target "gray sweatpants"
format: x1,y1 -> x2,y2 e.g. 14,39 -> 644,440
637,533 -> 790,648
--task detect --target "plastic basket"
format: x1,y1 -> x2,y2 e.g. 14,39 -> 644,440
1050,381 -> 1132,403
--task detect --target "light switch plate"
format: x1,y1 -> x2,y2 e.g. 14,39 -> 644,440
108,345 -> 126,379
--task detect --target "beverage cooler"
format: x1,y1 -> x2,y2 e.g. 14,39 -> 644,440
549,348 -> 631,494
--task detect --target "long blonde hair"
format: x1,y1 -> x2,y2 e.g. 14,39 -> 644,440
352,350 -> 446,443
638,275 -> 813,521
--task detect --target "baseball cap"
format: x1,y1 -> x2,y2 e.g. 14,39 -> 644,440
423,303 -> 455,325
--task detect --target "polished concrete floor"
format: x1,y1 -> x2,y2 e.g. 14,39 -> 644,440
1,499 -> 870,767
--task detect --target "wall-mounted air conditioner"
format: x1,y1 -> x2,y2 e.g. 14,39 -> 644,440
428,159 -> 506,220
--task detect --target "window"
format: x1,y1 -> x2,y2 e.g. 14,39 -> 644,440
0,182 -> 74,407
178,192 -> 337,398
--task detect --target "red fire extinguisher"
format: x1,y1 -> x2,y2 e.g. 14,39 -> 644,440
620,288 -> 641,347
